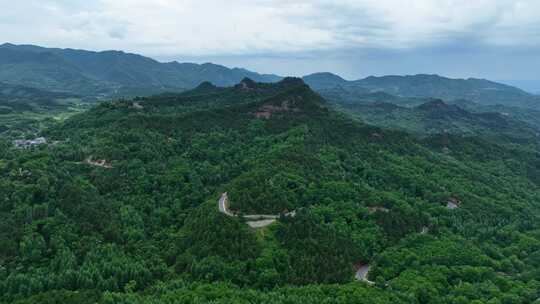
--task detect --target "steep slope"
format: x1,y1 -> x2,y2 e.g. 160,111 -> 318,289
2,79 -> 540,303
0,43 -> 281,98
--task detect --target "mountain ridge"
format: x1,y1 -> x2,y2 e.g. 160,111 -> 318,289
0,43 -> 282,98
3,43 -> 537,110
303,72 -> 540,109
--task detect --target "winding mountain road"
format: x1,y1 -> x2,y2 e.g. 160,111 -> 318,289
218,192 -> 234,216
355,265 -> 374,284
218,192 -> 372,282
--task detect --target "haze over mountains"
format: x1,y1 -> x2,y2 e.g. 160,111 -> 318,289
1,43 -> 539,110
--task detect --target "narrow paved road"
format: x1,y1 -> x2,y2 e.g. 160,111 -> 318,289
218,192 -> 234,216
446,201 -> 458,209
218,192 -> 371,284
247,219 -> 276,228
355,265 -> 374,284
217,192 -> 289,228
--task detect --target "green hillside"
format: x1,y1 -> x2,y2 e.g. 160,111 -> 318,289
2,78 -> 540,303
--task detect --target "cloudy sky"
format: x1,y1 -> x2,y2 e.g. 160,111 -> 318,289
1,0 -> 539,91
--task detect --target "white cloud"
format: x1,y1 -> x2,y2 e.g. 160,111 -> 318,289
1,0 -> 539,56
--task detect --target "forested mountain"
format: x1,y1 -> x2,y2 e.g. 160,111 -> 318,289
312,77 -> 540,137
338,99 -> 540,139
302,72 -> 349,89
303,72 -> 540,109
0,43 -> 281,98
2,78 -> 540,303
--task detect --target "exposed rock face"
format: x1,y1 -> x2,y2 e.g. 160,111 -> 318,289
254,100 -> 299,119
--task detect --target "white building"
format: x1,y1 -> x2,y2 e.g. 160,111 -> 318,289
13,137 -> 47,149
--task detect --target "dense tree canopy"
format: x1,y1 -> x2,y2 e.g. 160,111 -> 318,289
1,78 -> 540,303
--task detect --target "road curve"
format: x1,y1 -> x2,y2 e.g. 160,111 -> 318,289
219,192 -> 235,216
217,192 -> 290,228
355,265 -> 374,284
218,192 -> 371,284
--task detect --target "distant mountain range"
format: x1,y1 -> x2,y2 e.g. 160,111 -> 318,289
1,43 -> 538,110
0,43 -> 281,98
303,72 -> 540,110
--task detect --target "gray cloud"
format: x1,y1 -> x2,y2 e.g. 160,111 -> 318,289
107,27 -> 126,39
3,0 -> 540,53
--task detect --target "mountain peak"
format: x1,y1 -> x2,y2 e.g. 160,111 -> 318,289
304,72 -> 346,81
303,72 -> 347,90
192,81 -> 219,93
254,83 -> 324,119
235,77 -> 258,90
277,77 -> 306,87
